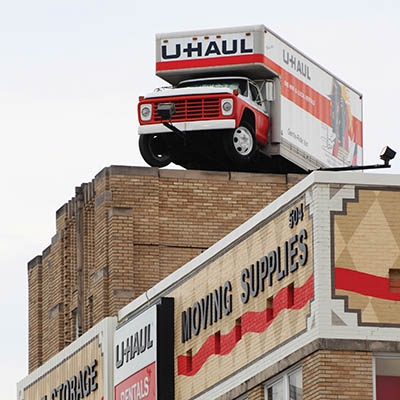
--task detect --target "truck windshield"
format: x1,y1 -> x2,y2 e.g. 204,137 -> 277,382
177,79 -> 248,95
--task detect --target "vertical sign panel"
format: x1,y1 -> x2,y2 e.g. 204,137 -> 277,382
114,298 -> 174,400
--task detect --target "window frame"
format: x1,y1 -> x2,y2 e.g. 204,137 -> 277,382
373,353 -> 400,400
264,365 -> 302,400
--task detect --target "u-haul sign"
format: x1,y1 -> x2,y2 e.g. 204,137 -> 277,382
114,298 -> 174,400
159,31 -> 255,61
114,306 -> 157,400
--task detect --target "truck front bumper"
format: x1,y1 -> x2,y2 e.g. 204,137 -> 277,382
138,119 -> 236,135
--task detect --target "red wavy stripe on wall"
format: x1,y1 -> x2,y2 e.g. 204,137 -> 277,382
177,274 -> 314,376
335,267 -> 400,301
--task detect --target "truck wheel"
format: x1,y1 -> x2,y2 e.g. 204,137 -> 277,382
223,122 -> 256,163
139,134 -> 171,167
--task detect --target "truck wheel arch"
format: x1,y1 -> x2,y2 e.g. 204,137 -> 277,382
223,120 -> 257,164
239,108 -> 255,132
138,134 -> 171,168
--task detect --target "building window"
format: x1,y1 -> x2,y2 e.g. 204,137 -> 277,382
72,308 -> 79,340
375,356 -> 400,400
266,379 -> 283,400
265,367 -> 302,400
88,296 -> 94,328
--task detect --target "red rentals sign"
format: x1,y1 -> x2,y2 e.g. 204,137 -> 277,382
114,362 -> 156,400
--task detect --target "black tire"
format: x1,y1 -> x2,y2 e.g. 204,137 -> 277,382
223,122 -> 257,164
139,134 -> 171,168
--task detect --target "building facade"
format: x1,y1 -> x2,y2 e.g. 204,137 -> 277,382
27,166 -> 303,372
18,317 -> 116,400
20,169 -> 400,400
115,171 -> 400,400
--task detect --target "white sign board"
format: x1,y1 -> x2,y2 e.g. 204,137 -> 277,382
114,306 -> 157,396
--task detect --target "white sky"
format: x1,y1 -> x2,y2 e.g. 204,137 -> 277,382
2,1 -> 400,398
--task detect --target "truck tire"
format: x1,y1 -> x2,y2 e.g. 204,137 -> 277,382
223,122 -> 257,164
139,134 -> 171,168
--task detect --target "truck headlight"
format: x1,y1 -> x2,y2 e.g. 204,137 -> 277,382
140,104 -> 152,121
221,99 -> 233,116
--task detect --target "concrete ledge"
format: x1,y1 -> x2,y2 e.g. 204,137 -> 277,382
93,165 -> 308,185
230,171 -> 287,183
42,245 -> 51,259
109,165 -> 159,177
56,203 -> 67,219
28,256 -> 42,271
91,267 -> 108,284
287,173 -> 307,184
48,303 -> 62,318
108,207 -> 133,218
320,338 -> 400,353
160,168 -> 230,181
94,190 -> 113,208
94,166 -> 110,183
51,230 -> 63,246
217,338 -> 400,399
113,289 -> 135,298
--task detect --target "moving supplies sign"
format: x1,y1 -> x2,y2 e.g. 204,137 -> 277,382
173,198 -> 314,399
114,298 -> 174,400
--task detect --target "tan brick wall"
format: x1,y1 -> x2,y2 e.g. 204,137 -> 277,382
303,350 -> 373,399
27,166 -> 304,370
27,256 -> 43,371
248,385 -> 264,400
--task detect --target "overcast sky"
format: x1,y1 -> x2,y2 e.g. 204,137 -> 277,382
2,1 -> 400,398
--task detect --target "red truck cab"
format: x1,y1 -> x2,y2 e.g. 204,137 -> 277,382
138,76 -> 270,170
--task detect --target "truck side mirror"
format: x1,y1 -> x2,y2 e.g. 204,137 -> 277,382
265,81 -> 275,102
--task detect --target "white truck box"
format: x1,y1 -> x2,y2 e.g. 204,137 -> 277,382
154,25 -> 363,171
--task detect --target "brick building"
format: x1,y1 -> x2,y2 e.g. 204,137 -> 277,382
19,169 -> 400,400
113,171 -> 400,400
27,166 -> 303,372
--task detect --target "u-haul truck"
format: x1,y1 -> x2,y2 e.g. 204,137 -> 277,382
137,25 -> 363,173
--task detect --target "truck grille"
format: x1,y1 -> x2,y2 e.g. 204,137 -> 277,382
152,97 -> 221,122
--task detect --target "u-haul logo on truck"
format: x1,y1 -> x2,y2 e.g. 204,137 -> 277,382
160,33 -> 254,61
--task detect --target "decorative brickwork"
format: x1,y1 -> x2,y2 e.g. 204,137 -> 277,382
27,166 -> 304,371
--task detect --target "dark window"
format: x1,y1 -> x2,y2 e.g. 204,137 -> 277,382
375,357 -> 400,400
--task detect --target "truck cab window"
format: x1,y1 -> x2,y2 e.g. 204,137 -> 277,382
238,80 -> 248,96
250,83 -> 262,106
178,78 -> 248,95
